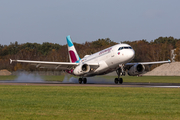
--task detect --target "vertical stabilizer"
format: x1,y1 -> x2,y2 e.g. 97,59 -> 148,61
66,35 -> 81,63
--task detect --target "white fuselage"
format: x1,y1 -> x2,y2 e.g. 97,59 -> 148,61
76,43 -> 135,77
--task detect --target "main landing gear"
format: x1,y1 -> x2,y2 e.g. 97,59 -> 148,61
114,78 -> 123,84
114,65 -> 125,84
78,78 -> 87,84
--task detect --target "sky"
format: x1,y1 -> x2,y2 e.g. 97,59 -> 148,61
1,0 -> 180,45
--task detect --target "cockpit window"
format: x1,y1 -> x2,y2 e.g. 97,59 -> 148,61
118,47 -> 123,50
118,47 -> 132,50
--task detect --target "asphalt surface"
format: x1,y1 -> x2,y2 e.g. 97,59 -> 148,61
0,81 -> 180,88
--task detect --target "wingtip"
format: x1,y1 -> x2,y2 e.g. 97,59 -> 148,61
10,59 -> 12,64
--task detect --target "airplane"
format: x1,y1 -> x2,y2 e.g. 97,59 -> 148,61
10,35 -> 171,84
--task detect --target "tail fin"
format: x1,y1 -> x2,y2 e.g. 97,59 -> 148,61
66,35 -> 81,63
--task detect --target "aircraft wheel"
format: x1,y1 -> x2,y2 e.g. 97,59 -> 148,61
79,78 -> 82,84
119,78 -> 123,84
114,78 -> 118,84
83,78 -> 87,84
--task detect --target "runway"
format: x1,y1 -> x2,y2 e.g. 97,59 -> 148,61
0,81 -> 180,88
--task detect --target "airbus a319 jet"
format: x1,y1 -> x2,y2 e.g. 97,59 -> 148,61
10,36 -> 171,84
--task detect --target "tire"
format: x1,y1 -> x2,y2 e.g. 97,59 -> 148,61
119,78 -> 123,84
83,78 -> 87,84
114,78 -> 118,84
79,78 -> 82,84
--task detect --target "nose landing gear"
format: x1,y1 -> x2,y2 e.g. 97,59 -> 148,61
114,65 -> 125,84
114,75 -> 123,84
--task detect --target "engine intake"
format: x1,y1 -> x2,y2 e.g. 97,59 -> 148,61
73,64 -> 91,76
82,64 -> 90,72
136,64 -> 144,72
128,64 -> 145,76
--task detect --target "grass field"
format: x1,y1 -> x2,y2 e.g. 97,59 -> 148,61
0,75 -> 17,80
0,86 -> 180,120
0,75 -> 180,83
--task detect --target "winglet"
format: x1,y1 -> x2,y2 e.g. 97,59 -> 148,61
10,59 -> 13,64
168,59 -> 171,63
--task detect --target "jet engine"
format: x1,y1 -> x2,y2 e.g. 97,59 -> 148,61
128,64 -> 145,76
73,64 -> 90,76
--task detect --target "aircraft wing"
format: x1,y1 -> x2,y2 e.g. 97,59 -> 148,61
125,60 -> 171,66
10,59 -> 79,70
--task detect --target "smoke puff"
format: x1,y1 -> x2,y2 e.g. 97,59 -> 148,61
62,75 -> 114,84
15,72 -> 44,83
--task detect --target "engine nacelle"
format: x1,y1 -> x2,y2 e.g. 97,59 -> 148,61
128,64 -> 145,76
73,64 -> 90,76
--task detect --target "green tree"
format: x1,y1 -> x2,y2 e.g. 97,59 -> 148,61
175,41 -> 180,61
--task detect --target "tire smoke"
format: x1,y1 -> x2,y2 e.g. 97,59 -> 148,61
62,75 -> 78,83
14,72 -> 44,83
62,75 -> 114,84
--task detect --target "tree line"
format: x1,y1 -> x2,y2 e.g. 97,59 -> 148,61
0,36 -> 180,71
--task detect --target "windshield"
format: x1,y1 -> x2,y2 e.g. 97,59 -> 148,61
118,47 -> 132,50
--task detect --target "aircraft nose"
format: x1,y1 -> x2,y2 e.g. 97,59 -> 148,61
128,49 -> 135,60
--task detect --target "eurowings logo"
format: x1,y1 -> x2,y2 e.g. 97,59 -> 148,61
69,50 -> 78,63
99,48 -> 112,55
